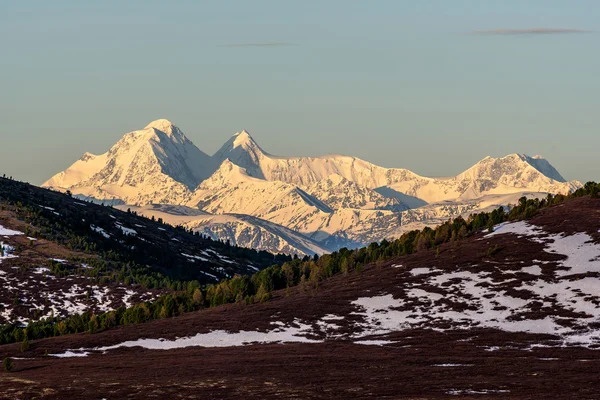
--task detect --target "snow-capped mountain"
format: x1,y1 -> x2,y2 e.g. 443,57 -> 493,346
44,119 -> 215,205
43,120 -> 582,254
212,130 -> 579,202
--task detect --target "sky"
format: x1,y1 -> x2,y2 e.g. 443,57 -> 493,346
1,0 -> 598,184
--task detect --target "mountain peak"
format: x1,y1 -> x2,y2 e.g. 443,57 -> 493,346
145,119 -> 175,131
212,130 -> 269,179
231,130 -> 259,148
460,153 -> 567,186
474,154 -> 539,166
142,119 -> 187,140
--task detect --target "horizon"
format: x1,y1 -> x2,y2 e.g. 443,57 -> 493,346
2,1 -> 599,184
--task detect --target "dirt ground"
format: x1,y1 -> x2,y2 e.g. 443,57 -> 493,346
2,332 -> 600,399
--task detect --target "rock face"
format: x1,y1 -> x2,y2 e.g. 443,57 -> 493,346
43,120 -> 582,254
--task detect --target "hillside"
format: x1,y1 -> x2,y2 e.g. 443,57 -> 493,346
0,177 -> 287,326
42,120 -> 582,254
1,192 -> 599,399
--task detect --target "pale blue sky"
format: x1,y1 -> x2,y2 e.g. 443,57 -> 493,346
1,0 -> 598,183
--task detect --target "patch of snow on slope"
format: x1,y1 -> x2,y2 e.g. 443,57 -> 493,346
91,286 -> 114,312
354,340 -> 395,346
433,364 -> 474,367
49,351 -> 90,358
115,223 -> 137,236
409,267 -> 438,276
545,232 -> 600,276
484,221 -> 545,241
90,224 -> 110,239
447,389 -> 510,395
51,320 -> 320,357
484,221 -> 600,277
182,253 -> 209,262
121,288 -> 135,308
349,224 -> 600,347
322,314 -> 345,321
521,265 -> 542,275
0,225 -> 23,236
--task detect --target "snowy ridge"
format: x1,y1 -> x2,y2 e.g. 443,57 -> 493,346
121,204 -> 329,256
187,160 -> 333,229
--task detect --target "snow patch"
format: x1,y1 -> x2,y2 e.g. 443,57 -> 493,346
432,364 -> 474,367
0,225 -> 23,236
90,224 -> 110,239
53,320 -> 320,357
521,265 -> 542,275
353,340 -> 394,346
50,351 -> 89,358
409,267 -> 438,276
447,389 -> 510,395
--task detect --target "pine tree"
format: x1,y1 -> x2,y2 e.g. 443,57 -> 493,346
2,357 -> 12,372
20,337 -> 30,353
192,288 -> 204,306
487,219 -> 495,233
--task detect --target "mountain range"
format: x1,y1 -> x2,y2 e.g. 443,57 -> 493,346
43,119 -> 582,255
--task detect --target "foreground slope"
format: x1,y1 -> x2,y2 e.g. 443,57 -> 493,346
2,196 -> 600,399
0,177 -> 285,325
